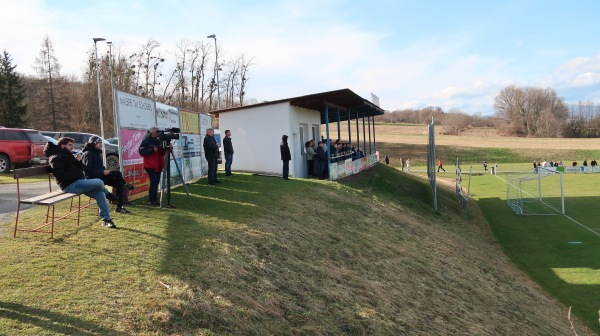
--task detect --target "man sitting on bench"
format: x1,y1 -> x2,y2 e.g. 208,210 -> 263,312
44,137 -> 119,229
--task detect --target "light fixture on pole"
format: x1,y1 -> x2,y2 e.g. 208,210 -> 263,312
207,34 -> 220,110
93,37 -> 107,168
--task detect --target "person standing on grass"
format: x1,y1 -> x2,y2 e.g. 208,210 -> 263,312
400,156 -> 405,171
83,136 -> 134,214
139,127 -> 171,205
533,161 -> 538,173
437,158 -> 445,172
45,137 -> 118,228
203,128 -> 220,186
406,158 -> 411,172
384,155 -> 390,165
280,135 -> 291,180
483,161 -> 488,172
223,129 -> 234,176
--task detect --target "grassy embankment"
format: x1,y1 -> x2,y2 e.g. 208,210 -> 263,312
0,166 -> 593,335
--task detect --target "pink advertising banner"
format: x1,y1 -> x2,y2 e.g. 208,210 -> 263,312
120,128 -> 147,166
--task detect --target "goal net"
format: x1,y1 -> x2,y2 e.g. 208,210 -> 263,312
506,167 -> 565,215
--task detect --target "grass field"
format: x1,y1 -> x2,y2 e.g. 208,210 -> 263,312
455,171 -> 600,334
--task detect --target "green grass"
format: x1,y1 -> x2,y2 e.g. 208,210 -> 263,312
0,167 -> 593,335
377,142 -> 600,167
0,173 -> 49,184
469,173 -> 600,334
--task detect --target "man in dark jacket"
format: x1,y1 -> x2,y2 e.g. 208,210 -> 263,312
315,141 -> 328,179
203,128 -> 220,185
83,136 -> 134,214
223,129 -> 234,176
139,127 -> 169,206
280,135 -> 291,180
44,137 -> 118,228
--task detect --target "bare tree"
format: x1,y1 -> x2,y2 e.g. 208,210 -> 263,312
33,35 -> 61,130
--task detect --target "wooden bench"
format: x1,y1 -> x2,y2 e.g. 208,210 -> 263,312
13,165 -> 89,238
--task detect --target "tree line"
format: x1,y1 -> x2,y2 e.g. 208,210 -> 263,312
0,35 -> 253,135
377,86 -> 600,138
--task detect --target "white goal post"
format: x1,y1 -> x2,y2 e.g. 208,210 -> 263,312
506,167 -> 565,215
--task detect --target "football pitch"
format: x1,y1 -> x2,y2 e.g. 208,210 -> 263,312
469,171 -> 600,333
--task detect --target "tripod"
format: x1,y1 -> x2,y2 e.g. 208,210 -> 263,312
159,144 -> 194,208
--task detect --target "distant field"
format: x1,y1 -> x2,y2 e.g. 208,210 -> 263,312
322,124 -> 600,166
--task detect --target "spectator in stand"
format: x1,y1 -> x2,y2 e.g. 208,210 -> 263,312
315,141 -> 328,179
305,140 -> 315,178
280,135 -> 291,180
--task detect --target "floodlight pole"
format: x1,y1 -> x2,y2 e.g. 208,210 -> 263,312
107,41 -> 122,171
207,34 -> 220,110
93,37 -> 107,168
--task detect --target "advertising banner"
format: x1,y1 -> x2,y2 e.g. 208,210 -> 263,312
345,159 -> 353,175
337,162 -> 346,178
179,109 -> 202,182
120,128 -> 146,166
115,90 -> 155,129
199,114 -> 212,176
330,163 -> 339,180
123,163 -> 149,196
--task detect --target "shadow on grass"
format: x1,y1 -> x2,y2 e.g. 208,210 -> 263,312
0,301 -> 128,336
475,196 -> 600,334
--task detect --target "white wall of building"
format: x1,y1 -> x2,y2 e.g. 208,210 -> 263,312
218,102 -> 321,177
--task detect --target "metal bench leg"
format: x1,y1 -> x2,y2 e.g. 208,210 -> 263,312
76,195 -> 81,226
50,205 -> 55,239
14,202 -> 21,238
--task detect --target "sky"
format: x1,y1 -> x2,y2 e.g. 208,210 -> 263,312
2,0 -> 600,115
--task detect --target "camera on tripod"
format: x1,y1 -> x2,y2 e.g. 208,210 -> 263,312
156,127 -> 180,148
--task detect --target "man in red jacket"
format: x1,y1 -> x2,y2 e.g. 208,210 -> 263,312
139,127 -> 169,206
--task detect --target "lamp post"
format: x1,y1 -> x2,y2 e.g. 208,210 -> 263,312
207,34 -> 220,110
106,41 -> 122,171
93,37 -> 107,168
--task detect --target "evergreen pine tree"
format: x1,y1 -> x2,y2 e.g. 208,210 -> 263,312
0,50 -> 27,127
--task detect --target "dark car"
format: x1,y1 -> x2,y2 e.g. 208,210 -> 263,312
41,131 -> 120,170
0,128 -> 48,173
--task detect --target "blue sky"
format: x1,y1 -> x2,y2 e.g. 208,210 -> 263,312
2,0 -> 600,114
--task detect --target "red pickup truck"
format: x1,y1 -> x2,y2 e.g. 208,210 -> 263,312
0,128 -> 48,173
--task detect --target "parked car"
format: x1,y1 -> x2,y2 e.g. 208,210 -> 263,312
0,128 -> 48,173
41,131 -> 120,170
106,137 -> 119,145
